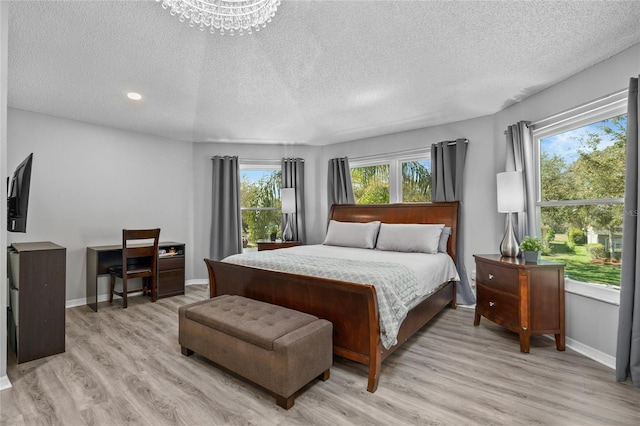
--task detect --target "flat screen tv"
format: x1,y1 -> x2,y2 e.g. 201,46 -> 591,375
7,153 -> 33,233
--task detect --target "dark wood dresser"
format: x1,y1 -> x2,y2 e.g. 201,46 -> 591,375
473,254 -> 565,353
8,242 -> 66,363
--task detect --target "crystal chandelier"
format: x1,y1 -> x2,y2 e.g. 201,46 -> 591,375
157,0 -> 281,35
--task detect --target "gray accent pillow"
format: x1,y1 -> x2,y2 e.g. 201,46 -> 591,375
323,220 -> 381,249
376,223 -> 445,254
438,226 -> 452,253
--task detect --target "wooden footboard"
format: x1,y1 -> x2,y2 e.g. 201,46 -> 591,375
205,259 -> 382,390
205,258 -> 455,392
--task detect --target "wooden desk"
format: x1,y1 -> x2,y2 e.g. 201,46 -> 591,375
86,241 -> 185,311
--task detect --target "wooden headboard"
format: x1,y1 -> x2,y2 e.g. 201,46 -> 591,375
328,202 -> 459,263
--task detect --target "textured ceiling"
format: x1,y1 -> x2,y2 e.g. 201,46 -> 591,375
7,0 -> 640,146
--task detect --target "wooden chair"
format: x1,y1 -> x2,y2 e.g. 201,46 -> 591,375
109,228 -> 160,308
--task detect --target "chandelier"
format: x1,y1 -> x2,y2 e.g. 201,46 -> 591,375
157,0 -> 281,35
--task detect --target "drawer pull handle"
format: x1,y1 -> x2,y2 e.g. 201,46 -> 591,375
488,274 -> 494,280
489,301 -> 495,307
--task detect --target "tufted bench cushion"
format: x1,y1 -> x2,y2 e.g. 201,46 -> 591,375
179,294 -> 332,409
185,295 -> 319,351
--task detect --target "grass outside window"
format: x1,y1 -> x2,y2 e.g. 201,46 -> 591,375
542,239 -> 620,287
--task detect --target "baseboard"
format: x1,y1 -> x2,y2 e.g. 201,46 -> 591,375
65,279 -> 210,308
0,374 -> 12,390
565,336 -> 616,370
66,294 -> 110,308
186,279 -> 208,286
463,305 -> 615,370
542,334 -> 615,370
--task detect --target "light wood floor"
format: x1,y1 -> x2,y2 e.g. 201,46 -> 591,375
2,285 -> 639,425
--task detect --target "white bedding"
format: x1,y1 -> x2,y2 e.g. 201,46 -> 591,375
280,244 -> 460,297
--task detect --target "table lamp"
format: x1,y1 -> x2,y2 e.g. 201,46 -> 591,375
281,188 -> 296,241
497,171 -> 524,257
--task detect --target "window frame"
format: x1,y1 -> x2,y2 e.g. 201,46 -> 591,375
350,148 -> 431,203
531,91 -> 627,303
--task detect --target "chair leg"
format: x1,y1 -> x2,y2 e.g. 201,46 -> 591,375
151,276 -> 157,302
109,275 -> 115,303
122,277 -> 128,309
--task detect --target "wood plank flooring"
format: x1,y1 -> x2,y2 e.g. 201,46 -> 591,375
2,284 -> 639,425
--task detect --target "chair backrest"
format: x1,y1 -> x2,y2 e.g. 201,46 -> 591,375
121,228 -> 161,272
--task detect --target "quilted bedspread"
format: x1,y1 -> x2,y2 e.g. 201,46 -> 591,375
223,251 -> 423,349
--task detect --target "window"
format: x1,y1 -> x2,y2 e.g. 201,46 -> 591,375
350,150 -> 431,204
240,164 -> 281,251
351,164 -> 390,204
534,96 -> 627,289
401,160 -> 432,202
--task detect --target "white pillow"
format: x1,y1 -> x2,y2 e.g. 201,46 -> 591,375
438,226 -> 452,253
376,223 -> 444,254
323,220 -> 381,249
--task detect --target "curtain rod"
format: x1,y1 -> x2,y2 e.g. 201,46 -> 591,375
431,139 -> 469,146
352,141 -> 467,163
350,146 -> 432,163
503,87 -> 629,135
210,157 -> 304,162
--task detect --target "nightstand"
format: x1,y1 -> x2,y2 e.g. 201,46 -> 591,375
473,254 -> 565,353
257,241 -> 302,251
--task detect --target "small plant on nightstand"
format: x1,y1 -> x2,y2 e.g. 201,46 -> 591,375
520,236 -> 543,263
266,223 -> 279,241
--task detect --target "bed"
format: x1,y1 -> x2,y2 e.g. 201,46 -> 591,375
204,202 -> 459,393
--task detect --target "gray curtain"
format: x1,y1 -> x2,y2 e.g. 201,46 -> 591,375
505,121 -> 536,239
281,158 -> 306,243
327,157 -> 355,208
617,76 -> 640,387
210,156 -> 242,261
431,139 -> 475,305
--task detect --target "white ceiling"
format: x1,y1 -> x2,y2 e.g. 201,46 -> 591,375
7,1 -> 640,146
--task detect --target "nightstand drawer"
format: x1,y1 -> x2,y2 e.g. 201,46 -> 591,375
476,261 -> 519,295
159,256 -> 185,271
476,284 -> 520,330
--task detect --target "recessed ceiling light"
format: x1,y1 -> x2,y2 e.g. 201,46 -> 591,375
127,92 -> 142,101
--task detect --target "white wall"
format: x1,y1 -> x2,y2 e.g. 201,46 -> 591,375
566,291 -> 619,365
7,109 -> 193,303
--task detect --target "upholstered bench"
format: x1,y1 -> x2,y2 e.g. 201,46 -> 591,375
178,295 -> 332,409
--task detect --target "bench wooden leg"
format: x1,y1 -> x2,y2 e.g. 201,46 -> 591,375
318,369 -> 330,381
276,395 -> 294,410
181,346 -> 194,356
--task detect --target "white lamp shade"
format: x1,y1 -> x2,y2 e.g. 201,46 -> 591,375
281,188 -> 296,214
497,171 -> 524,213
